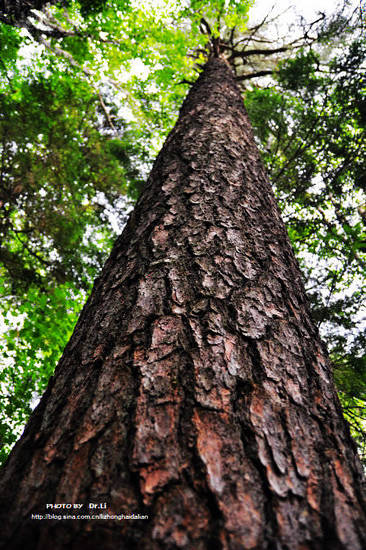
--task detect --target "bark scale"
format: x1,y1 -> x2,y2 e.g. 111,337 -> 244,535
0,57 -> 365,550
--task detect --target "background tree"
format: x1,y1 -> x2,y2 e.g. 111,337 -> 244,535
0,0 -> 365,464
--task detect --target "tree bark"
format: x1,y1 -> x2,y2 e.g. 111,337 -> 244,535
0,56 -> 365,550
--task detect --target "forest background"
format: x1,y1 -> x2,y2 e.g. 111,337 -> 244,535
0,0 -> 365,466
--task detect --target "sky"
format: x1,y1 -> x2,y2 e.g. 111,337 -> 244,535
248,0 -> 362,41
250,0 -> 361,23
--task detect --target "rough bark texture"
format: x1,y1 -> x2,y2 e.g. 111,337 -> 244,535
0,57 -> 365,550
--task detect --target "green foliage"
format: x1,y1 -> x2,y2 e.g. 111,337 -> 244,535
333,338 -> 366,467
185,0 -> 253,35
0,70 -> 138,293
0,24 -> 21,68
75,0 -> 110,17
0,282 -> 83,464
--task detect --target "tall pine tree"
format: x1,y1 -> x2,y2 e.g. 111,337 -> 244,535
0,51 -> 365,549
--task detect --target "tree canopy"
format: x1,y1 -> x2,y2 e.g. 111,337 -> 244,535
0,0 -> 365,465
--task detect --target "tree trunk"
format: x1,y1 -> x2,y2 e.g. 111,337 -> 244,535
0,56 -> 365,550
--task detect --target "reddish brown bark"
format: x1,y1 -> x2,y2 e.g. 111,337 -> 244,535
0,56 -> 365,550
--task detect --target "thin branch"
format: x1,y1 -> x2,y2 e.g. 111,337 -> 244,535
229,44 -> 289,60
244,36 -> 274,45
200,17 -> 212,36
13,233 -> 52,267
228,25 -> 236,47
235,70 -> 274,81
97,92 -> 118,135
29,10 -> 76,38
177,79 -> 195,86
37,34 -> 92,75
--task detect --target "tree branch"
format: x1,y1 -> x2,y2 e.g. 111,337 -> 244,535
235,70 -> 274,81
199,17 -> 211,36
97,92 -> 118,135
229,44 -> 289,60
